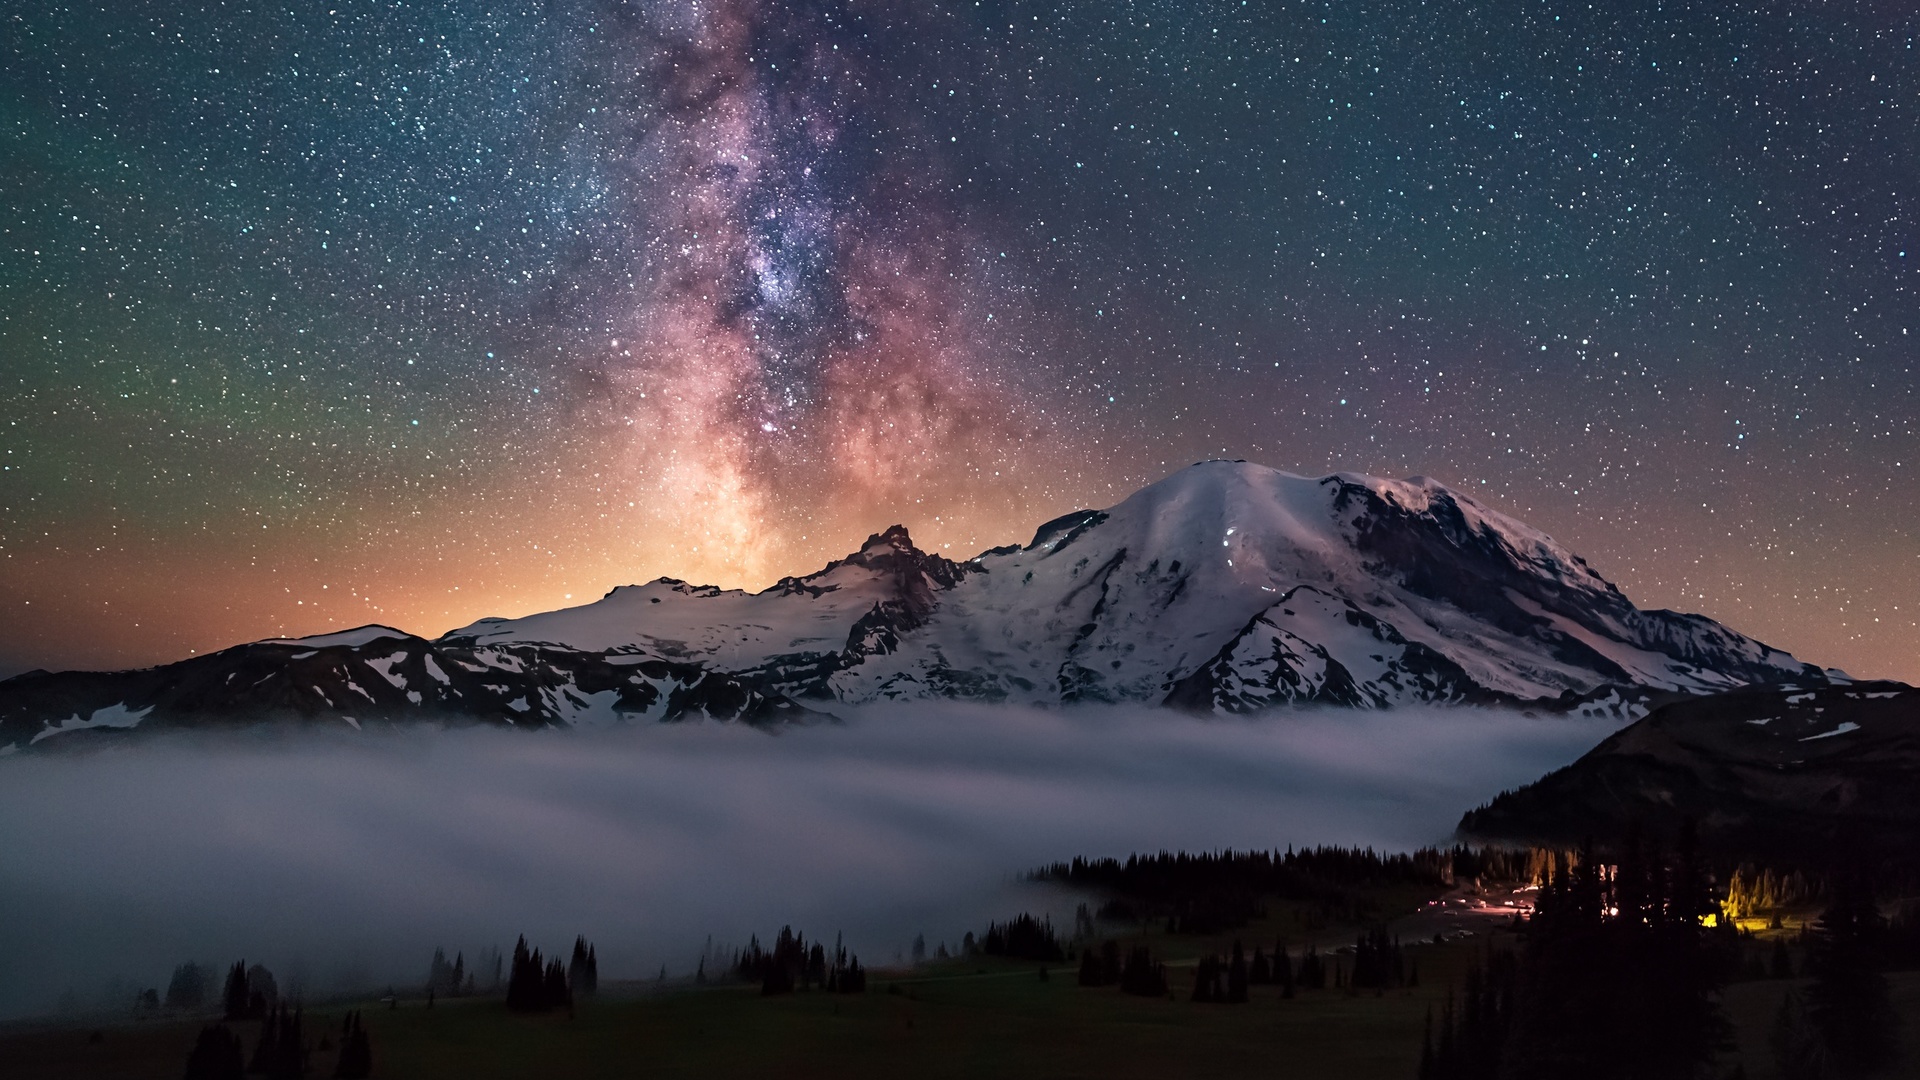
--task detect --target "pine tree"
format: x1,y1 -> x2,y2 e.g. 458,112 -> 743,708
1119,945 -> 1168,998
183,1024 -> 246,1080
168,963 -> 210,1011
1190,955 -> 1217,1003
543,958 -> 572,1013
1418,1008 -> 1436,1080
1227,940 -> 1249,1003
1805,873 -> 1898,1075
568,938 -> 587,996
1771,938 -> 1795,980
244,965 -> 278,1017
222,962 -> 250,1021
266,1006 -> 303,1079
1771,992 -> 1824,1080
1496,831 -> 1727,1080
333,1011 -> 372,1079
1077,946 -> 1104,987
506,937 -> 546,1012
248,1004 -> 280,1075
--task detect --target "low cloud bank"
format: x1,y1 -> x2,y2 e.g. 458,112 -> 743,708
0,703 -> 1615,1018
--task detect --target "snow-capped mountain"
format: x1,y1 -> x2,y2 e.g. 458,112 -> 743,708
0,461 -> 1844,750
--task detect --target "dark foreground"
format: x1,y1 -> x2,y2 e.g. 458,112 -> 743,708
9,924 -> 1920,1079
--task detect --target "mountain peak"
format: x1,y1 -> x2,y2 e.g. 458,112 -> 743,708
0,461 -> 1839,748
860,524 -> 917,553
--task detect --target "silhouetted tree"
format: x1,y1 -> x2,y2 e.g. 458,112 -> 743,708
332,1011 -> 371,1080
1771,992 -> 1824,1080
426,948 -> 468,998
1772,939 -> 1796,980
568,938 -> 598,998
247,1004 -> 279,1075
980,914 -> 1066,962
1227,940 -> 1250,1003
262,1006 -> 304,1079
1805,873 -> 1899,1075
1297,944 -> 1326,990
505,936 -> 570,1013
542,958 -> 571,1014
244,965 -> 278,1018
222,963 -> 250,1021
1190,954 -> 1222,1003
183,1024 -> 246,1080
1078,940 -> 1121,987
1477,829 -> 1729,1080
1423,949 -> 1517,1080
1351,927 -> 1407,990
1119,945 -> 1168,997
168,963 -> 210,1011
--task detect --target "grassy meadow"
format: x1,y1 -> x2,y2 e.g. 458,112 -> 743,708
10,885 -> 1916,1080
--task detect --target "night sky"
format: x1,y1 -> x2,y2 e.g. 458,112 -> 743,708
2,1 -> 1915,682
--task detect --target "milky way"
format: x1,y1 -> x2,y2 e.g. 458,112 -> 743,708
1,1 -> 1915,680
597,1 -> 1043,581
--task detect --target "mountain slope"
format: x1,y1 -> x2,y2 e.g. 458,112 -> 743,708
0,461 -> 1842,750
1458,682 -> 1920,865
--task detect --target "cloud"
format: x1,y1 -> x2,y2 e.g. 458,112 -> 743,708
0,703 -> 1613,1018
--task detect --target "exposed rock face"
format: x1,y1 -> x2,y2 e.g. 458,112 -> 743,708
1458,682 -> 1920,864
0,461 -> 1842,750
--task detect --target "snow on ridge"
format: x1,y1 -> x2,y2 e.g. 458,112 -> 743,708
1800,721 -> 1861,742
264,625 -> 414,648
363,652 -> 409,689
31,703 -> 155,745
164,460 -> 1828,720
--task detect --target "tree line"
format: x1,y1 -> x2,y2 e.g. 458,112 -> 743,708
1038,845 -> 1549,933
502,934 -> 599,1013
734,927 -> 867,995
181,1006 -> 373,1079
1421,825 -> 1908,1080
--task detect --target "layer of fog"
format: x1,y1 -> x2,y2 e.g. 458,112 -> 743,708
0,703 -> 1618,1019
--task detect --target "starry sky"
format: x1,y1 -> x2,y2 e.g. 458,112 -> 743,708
2,0 -> 1915,683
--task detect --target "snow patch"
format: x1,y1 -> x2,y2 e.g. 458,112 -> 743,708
364,652 -> 409,689
31,703 -> 155,745
1800,722 -> 1861,742
265,625 -> 412,648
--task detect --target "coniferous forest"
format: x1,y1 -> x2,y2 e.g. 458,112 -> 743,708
13,830 -> 1920,1080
